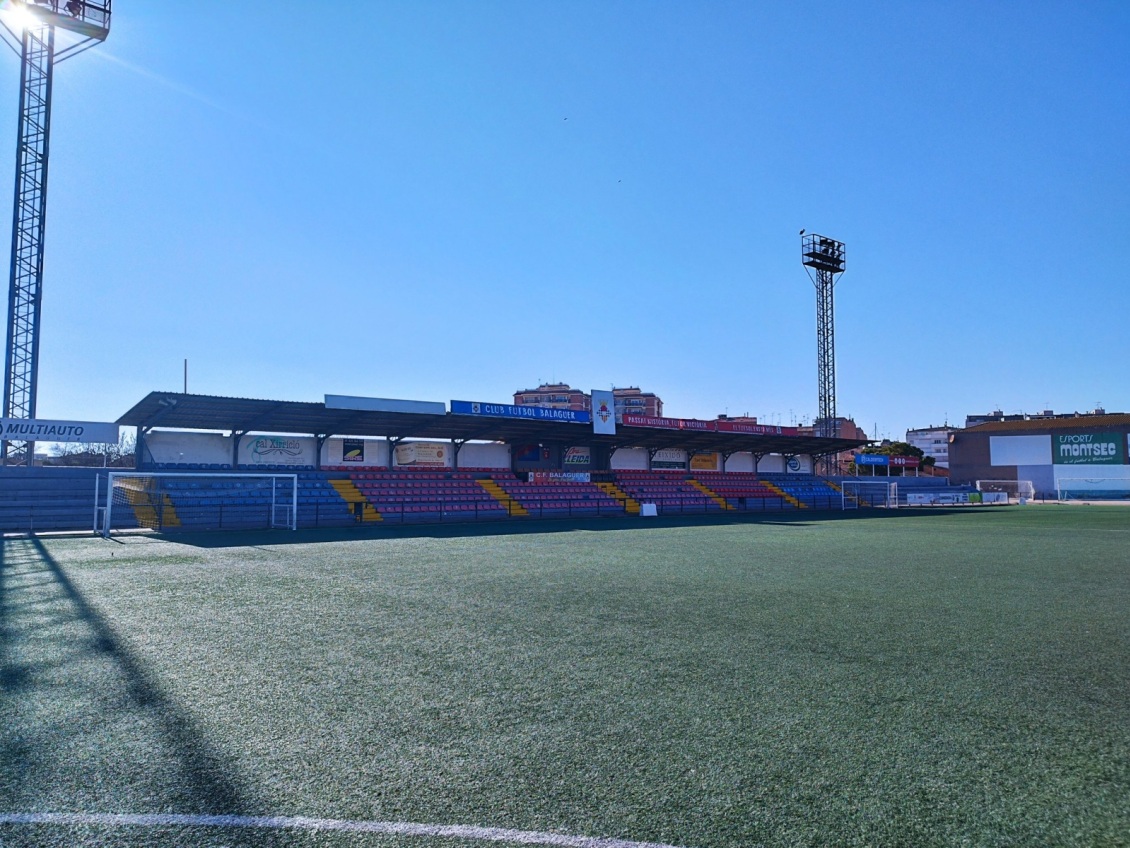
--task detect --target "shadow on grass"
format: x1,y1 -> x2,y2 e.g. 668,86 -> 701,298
148,506 -> 980,549
0,537 -> 278,843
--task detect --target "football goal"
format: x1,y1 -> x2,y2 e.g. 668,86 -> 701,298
96,472 -> 298,537
976,480 -> 1035,502
841,480 -> 898,509
1055,477 -> 1130,502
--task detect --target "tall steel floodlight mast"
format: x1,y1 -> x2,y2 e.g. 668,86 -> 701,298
800,232 -> 846,458
0,1 -> 111,465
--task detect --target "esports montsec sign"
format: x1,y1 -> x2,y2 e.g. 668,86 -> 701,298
0,418 -> 120,444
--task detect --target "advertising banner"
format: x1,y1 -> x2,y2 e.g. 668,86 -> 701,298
623,414 -> 713,431
652,448 -> 687,469
1052,433 -> 1125,465
624,415 -> 800,437
451,400 -> 590,424
624,413 -> 680,429
563,446 -> 591,465
854,453 -> 889,466
342,439 -> 365,463
888,456 -> 920,468
591,390 -> 616,435
0,418 -> 119,444
690,452 -> 719,471
716,420 -> 799,437
246,436 -> 311,466
529,471 -> 591,483
394,442 -> 448,467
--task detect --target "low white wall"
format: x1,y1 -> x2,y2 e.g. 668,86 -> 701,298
756,454 -> 785,473
146,430 -> 232,465
722,453 -> 755,472
460,442 -> 510,468
611,447 -> 649,470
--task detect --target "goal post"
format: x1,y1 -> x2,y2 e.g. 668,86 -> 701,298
1055,477 -> 1130,501
841,480 -> 898,509
976,480 -> 1035,502
98,472 -> 298,537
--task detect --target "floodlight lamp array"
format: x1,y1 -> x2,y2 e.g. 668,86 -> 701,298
801,232 -> 845,277
0,0 -> 110,60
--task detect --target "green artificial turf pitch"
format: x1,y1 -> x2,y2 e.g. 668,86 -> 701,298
0,507 -> 1127,847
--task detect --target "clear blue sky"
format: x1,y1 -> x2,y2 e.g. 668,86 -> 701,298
2,1 -> 1127,441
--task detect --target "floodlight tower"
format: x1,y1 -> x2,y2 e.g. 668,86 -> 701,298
0,1 -> 110,464
801,233 -> 845,467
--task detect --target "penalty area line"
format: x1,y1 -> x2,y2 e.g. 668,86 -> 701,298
0,812 -> 692,848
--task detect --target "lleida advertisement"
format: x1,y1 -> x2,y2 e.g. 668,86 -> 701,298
1052,433 -> 1125,465
395,441 -> 448,467
342,439 -> 365,463
563,447 -> 591,465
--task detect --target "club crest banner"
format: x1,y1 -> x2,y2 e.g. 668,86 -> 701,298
591,390 -> 616,435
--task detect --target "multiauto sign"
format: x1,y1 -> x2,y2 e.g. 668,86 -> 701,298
1052,432 -> 1125,465
0,418 -> 119,444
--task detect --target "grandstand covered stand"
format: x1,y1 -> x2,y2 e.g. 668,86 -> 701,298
115,391 -> 869,471
1,391 -> 881,533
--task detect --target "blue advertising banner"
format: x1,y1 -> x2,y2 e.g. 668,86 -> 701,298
854,453 -> 889,466
450,400 -> 591,424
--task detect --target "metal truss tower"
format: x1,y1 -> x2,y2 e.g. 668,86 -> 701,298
0,1 -> 110,464
801,233 -> 846,464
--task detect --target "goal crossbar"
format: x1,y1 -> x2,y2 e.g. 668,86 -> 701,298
98,472 -> 298,537
976,480 -> 1035,501
840,480 -> 898,510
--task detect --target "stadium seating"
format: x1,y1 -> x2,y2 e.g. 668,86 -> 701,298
0,465 -> 932,534
759,473 -> 842,508
0,466 -> 106,532
491,477 -> 623,517
613,470 -> 729,514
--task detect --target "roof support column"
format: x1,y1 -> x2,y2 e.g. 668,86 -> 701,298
452,439 -> 466,471
752,452 -> 766,475
135,426 -> 150,470
315,434 -> 329,471
232,430 -> 246,470
720,451 -> 737,473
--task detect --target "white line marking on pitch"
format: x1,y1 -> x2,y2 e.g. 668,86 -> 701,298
0,813 -> 692,848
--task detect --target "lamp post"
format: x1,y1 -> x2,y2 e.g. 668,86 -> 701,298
801,232 -> 846,475
0,1 -> 111,464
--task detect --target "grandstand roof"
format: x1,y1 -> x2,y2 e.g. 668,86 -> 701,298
964,414 -> 1130,434
118,392 -> 868,458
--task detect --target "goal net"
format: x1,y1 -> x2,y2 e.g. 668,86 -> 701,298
97,472 -> 298,536
976,480 -> 1035,502
1055,477 -> 1130,501
841,480 -> 898,509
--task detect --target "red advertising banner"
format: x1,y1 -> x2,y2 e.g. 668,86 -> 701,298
623,414 -> 681,429
715,420 -> 799,437
888,455 -> 921,467
622,414 -> 801,437
622,414 -> 724,432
